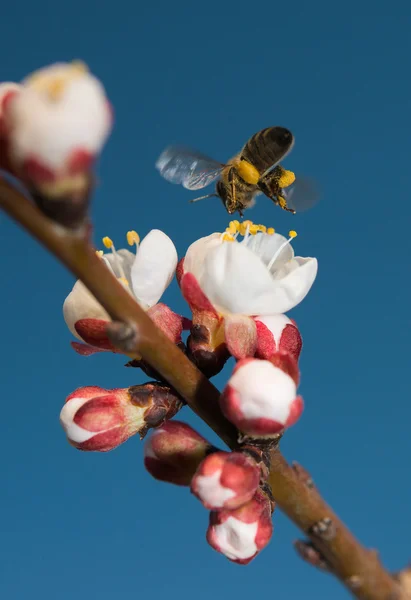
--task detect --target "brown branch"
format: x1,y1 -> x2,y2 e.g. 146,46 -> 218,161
0,177 -> 405,600
269,449 -> 404,600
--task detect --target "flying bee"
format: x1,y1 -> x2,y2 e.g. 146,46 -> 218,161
156,127 -> 318,216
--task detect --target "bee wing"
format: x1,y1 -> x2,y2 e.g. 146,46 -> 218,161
283,176 -> 320,213
155,146 -> 224,191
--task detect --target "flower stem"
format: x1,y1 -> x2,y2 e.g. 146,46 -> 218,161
0,177 -> 405,600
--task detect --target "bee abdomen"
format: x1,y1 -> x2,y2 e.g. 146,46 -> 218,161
241,127 -> 294,173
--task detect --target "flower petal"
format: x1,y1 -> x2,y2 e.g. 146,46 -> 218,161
201,242 -> 317,316
103,248 -> 134,281
199,242 -> 278,315
243,232 -> 293,270
270,257 -> 318,305
183,233 -> 222,281
10,65 -> 111,171
63,280 -> 109,339
131,229 -> 177,308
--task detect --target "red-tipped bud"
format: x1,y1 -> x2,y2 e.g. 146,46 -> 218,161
191,451 -> 260,510
254,315 -> 302,362
144,421 -> 211,486
220,358 -> 303,437
206,490 -> 273,564
3,63 -> 112,228
60,383 -> 182,452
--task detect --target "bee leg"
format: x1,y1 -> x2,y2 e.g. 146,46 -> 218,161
278,195 -> 296,214
225,167 -> 238,214
231,172 -> 237,209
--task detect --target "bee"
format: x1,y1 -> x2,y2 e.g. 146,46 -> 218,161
156,127 -> 318,216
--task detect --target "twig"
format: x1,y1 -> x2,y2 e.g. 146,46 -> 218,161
0,177 -> 405,600
269,449 -> 403,599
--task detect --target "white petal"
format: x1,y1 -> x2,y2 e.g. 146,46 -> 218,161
9,71 -> 110,168
131,229 -> 177,308
270,257 -> 318,308
63,280 -> 109,339
200,242 -> 280,315
229,360 -> 296,423
195,470 -> 235,508
213,517 -> 258,560
103,248 -> 134,281
201,242 -> 317,315
183,233 -> 222,281
243,232 -> 294,269
60,397 -> 96,443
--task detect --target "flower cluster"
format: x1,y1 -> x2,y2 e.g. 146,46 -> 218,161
0,62 -> 318,565
59,218 -> 316,563
144,421 -> 274,564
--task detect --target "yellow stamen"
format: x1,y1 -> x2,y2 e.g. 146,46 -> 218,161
239,220 -> 253,236
119,277 -> 129,286
249,224 -> 259,235
95,250 -> 104,257
267,227 -> 275,235
278,169 -> 296,188
222,233 -> 235,242
226,223 -> 237,235
267,230 -> 298,271
257,225 -> 267,233
102,236 -> 113,249
127,230 -> 140,246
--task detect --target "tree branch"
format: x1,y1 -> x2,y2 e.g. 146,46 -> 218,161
0,177 -> 405,600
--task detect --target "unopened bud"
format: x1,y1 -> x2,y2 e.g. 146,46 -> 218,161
3,62 -> 112,228
294,540 -> 329,571
60,383 -> 182,452
191,451 -> 260,510
254,315 -> 302,362
206,490 -> 273,564
144,421 -> 212,486
220,358 -> 303,437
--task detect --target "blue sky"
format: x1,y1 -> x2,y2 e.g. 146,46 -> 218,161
1,1 -> 410,599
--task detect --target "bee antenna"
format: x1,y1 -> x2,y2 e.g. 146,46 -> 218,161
189,193 -> 219,204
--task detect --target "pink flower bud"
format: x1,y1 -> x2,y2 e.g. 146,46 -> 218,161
191,451 -> 260,510
206,489 -> 273,564
60,383 -> 182,452
220,358 -> 303,437
144,421 -> 211,486
5,63 -> 111,185
254,315 -> 302,362
2,63 -> 112,227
